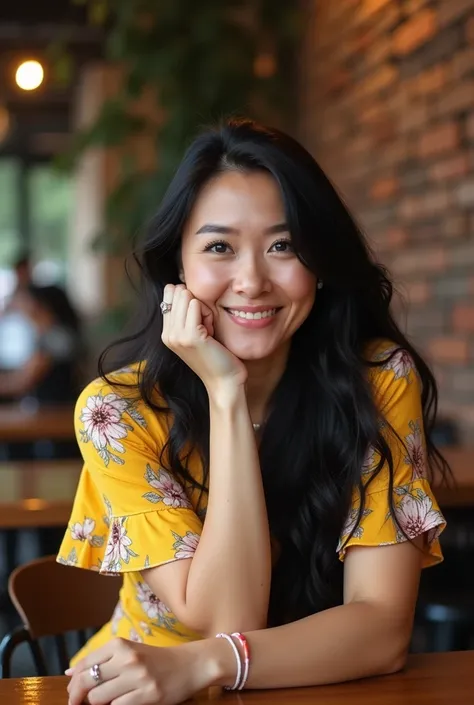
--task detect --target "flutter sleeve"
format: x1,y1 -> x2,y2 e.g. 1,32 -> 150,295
337,346 -> 446,567
57,374 -> 203,575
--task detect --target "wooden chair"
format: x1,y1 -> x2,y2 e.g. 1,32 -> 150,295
0,555 -> 122,678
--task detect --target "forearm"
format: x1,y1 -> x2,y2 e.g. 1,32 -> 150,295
204,600 -> 411,689
185,385 -> 272,634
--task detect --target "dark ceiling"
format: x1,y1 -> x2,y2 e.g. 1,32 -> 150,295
0,1 -> 105,158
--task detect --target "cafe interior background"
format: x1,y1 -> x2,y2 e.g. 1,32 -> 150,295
0,0 -> 473,677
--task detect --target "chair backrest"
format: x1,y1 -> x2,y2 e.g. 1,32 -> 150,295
1,555 -> 122,676
8,555 -> 121,638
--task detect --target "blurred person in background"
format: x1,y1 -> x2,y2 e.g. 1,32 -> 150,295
0,284 -> 82,406
0,253 -> 36,391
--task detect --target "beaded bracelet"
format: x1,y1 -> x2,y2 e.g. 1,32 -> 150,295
215,633 -> 242,691
231,632 -> 250,690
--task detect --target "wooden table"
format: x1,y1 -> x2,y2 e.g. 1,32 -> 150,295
0,651 -> 472,704
0,405 -> 75,442
0,460 -> 81,529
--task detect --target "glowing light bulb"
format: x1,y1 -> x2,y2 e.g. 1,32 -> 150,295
15,60 -> 44,91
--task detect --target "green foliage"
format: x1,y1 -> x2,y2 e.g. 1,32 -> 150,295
63,0 -> 300,253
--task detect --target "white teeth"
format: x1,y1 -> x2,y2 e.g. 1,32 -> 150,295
228,308 -> 277,320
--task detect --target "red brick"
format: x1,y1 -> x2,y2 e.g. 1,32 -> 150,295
443,213 -> 469,239
392,9 -> 437,56
359,0 -> 391,20
400,104 -> 428,134
449,243 -> 474,267
467,16 -> 474,44
453,305 -> 474,332
416,65 -> 448,96
370,176 -> 399,200
429,337 -> 469,363
405,281 -> 431,304
466,114 -> 474,142
418,122 -> 459,158
436,81 -> 474,117
386,226 -> 409,248
392,247 -> 446,276
451,48 -> 474,80
363,66 -> 398,96
454,178 -> 474,208
438,0 -> 474,28
429,155 -> 470,182
405,0 -> 430,11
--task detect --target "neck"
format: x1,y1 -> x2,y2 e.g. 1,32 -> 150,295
244,343 -> 290,425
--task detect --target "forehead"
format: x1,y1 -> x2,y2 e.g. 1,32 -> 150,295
186,170 -> 285,228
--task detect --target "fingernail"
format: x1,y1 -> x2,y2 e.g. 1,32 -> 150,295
65,668 -> 73,676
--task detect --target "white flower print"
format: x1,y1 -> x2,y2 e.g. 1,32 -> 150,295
378,346 -> 414,381
70,517 -> 105,547
79,392 -> 133,466
404,419 -> 426,480
136,581 -> 171,621
172,530 -> 200,559
362,445 -> 376,475
139,621 -> 153,636
394,491 -> 444,540
129,629 -> 143,643
142,465 -> 191,508
57,547 -> 78,566
337,507 -> 372,552
70,517 -> 95,541
102,518 -> 138,572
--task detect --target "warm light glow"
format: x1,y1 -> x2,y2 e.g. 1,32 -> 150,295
15,60 -> 44,91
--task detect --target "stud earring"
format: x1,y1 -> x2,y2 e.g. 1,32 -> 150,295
317,280 -> 324,290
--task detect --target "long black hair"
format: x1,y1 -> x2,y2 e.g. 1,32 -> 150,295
100,119 -> 449,626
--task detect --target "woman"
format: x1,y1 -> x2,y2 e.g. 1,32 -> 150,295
63,119 -> 448,705
0,283 -> 81,405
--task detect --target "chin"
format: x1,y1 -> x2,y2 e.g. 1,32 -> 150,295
224,340 -> 279,362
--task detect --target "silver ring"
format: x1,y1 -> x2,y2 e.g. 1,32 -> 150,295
90,663 -> 102,685
160,301 -> 172,314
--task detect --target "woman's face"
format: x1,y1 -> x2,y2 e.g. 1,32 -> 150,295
180,170 -> 317,361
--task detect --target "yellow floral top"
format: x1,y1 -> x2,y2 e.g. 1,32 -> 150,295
57,342 -> 446,662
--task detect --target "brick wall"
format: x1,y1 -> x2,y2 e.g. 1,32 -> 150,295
301,0 -> 474,443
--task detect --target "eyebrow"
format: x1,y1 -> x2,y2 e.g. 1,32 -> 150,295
195,222 -> 290,236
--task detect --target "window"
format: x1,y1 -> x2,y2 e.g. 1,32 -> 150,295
0,159 -> 21,308
0,158 -> 72,309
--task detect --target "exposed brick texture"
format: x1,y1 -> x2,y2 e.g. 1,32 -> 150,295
302,0 -> 474,442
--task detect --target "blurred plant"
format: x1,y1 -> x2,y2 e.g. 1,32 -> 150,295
60,0 -> 301,254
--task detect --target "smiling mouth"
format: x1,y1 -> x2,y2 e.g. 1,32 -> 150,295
225,308 -> 281,320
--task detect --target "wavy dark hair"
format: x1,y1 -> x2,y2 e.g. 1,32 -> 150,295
100,118 -> 450,626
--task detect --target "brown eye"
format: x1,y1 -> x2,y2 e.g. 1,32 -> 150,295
204,240 -> 232,254
270,239 -> 294,253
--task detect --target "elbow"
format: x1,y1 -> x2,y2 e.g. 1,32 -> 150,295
377,636 -> 410,677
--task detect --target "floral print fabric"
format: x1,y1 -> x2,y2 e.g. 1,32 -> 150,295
58,342 -> 445,662
337,344 -> 445,562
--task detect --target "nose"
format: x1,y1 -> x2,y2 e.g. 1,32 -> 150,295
232,252 -> 272,299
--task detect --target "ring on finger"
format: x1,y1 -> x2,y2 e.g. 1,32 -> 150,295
90,663 -> 102,686
160,301 -> 172,314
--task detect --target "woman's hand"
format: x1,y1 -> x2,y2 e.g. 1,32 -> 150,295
161,284 -> 248,395
66,638 -> 218,705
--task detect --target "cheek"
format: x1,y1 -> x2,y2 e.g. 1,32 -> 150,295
278,265 -> 316,307
183,262 -> 228,303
